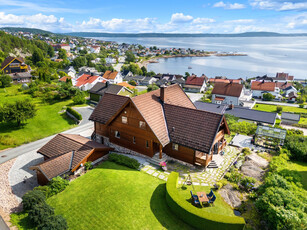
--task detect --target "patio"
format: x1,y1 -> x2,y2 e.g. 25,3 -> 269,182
141,146 -> 240,186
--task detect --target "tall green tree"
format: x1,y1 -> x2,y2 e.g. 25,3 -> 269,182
125,51 -> 136,63
47,45 -> 55,57
58,49 -> 67,59
32,49 -> 44,65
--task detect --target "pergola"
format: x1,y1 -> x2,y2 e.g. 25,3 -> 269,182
255,125 -> 287,148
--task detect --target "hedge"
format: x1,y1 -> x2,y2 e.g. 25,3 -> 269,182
108,153 -> 140,170
66,107 -> 82,121
165,172 -> 245,230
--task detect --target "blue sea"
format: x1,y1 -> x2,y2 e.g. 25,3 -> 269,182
91,36 -> 307,79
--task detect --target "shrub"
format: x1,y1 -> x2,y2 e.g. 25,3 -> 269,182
215,179 -> 228,190
37,214 -> 68,230
284,135 -> 307,162
84,161 -> 93,170
262,93 -> 274,101
48,177 -> 69,196
241,176 -> 257,191
299,104 -> 304,108
66,107 -> 82,120
241,147 -> 251,155
276,106 -> 283,113
22,190 -> 46,211
108,153 -> 140,170
72,92 -> 86,105
28,202 -> 54,226
225,169 -> 243,184
34,186 -> 52,198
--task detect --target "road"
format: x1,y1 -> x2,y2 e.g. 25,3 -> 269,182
255,100 -> 302,108
74,106 -> 94,125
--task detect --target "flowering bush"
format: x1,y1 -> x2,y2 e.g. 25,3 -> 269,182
159,162 -> 167,167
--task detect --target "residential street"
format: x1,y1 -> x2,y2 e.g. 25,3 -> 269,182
255,100 -> 302,108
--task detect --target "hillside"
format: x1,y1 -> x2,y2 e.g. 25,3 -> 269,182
0,27 -> 53,35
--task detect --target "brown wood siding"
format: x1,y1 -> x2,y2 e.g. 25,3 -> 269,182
163,143 -> 195,164
80,149 -> 109,164
37,170 -> 49,185
95,122 -> 109,137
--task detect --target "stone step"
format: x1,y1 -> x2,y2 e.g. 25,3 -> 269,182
207,160 -> 218,169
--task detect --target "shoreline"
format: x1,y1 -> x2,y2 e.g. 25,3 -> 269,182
139,53 -> 247,68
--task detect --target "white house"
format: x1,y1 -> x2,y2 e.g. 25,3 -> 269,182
105,57 -> 117,64
64,66 -> 76,78
251,81 -> 280,99
90,45 -> 101,54
75,73 -> 103,91
211,82 -> 244,106
102,71 -> 122,84
283,86 -> 297,97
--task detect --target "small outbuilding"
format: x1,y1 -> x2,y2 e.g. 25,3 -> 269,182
281,112 -> 300,125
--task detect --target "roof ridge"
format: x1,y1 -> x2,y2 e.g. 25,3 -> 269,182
164,103 -> 222,117
59,133 -> 93,148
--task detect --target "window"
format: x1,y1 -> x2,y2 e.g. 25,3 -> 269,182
133,136 -> 136,144
139,121 -> 146,129
122,116 -> 127,124
146,140 -> 149,148
216,101 -> 221,104
172,143 -> 179,151
115,131 -> 120,138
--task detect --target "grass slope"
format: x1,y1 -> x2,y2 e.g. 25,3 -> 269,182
48,161 -> 193,230
289,161 -> 307,190
253,104 -> 307,124
0,85 -> 76,150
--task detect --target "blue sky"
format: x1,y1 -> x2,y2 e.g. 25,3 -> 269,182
0,0 -> 307,33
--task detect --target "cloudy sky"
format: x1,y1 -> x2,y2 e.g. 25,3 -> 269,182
0,0 -> 307,33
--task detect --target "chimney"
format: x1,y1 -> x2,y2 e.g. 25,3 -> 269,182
91,72 -> 94,76
160,84 -> 167,103
106,81 -> 109,87
229,104 -> 234,110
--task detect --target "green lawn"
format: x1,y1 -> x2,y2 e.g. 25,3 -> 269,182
0,85 -> 77,150
253,103 -> 307,124
177,185 -> 236,217
289,161 -> 307,190
47,161 -> 193,230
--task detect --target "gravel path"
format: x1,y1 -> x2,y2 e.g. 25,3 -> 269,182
9,150 -> 44,203
0,159 -> 20,214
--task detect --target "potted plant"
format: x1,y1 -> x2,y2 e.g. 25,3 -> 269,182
159,161 -> 167,171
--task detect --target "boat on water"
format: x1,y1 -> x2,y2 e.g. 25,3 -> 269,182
188,66 -> 192,69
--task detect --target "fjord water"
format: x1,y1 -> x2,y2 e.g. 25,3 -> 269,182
93,36 -> 307,79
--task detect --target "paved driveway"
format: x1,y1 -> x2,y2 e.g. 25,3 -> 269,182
186,93 -> 203,103
73,106 -> 94,125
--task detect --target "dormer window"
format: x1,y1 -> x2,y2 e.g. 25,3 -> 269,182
139,121 -> 146,129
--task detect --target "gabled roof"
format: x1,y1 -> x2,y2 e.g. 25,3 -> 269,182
251,81 -> 275,91
212,82 -> 243,97
103,70 -> 118,80
185,75 -> 205,86
194,102 -> 226,114
59,76 -> 72,82
281,112 -> 300,121
1,56 -> 25,70
89,82 -> 123,96
276,72 -> 288,79
36,134 -> 112,178
117,82 -> 136,89
288,92 -> 297,98
164,103 -> 225,153
283,85 -> 296,91
75,74 -> 99,87
276,82 -> 292,90
209,78 -> 241,84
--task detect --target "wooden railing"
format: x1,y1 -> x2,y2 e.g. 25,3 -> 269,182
195,157 -> 206,166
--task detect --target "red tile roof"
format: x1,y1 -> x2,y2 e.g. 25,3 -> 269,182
212,82 -> 243,97
185,75 -> 205,86
103,71 -> 118,80
76,74 -> 99,87
275,82 -> 292,90
251,81 -> 275,91
59,76 -> 71,82
209,78 -> 241,84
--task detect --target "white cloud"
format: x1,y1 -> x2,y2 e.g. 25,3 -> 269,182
170,13 -> 193,23
284,13 -> 307,29
192,17 -> 216,24
251,1 -> 307,11
213,1 -> 245,9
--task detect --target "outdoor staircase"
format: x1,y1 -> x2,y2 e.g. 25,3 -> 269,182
147,152 -> 168,166
207,160 -> 218,169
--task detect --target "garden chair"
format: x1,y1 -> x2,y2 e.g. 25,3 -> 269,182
190,191 -> 200,206
208,194 -> 216,206
206,189 -> 214,199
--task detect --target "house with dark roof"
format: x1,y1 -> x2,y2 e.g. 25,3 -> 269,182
89,84 -> 230,167
283,86 -> 297,97
8,72 -> 33,83
281,112 -> 300,125
195,102 -> 277,125
184,75 -> 207,93
89,82 -> 132,102
1,56 -> 30,74
30,134 -> 113,185
211,82 -> 245,106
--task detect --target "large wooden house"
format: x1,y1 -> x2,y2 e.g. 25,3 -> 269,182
1,56 -> 29,74
90,84 -> 230,167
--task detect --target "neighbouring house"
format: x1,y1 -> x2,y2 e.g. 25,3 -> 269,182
89,82 -> 132,102
8,72 -> 33,83
1,56 -> 30,74
281,112 -> 300,125
53,44 -> 70,52
117,82 -> 136,90
102,70 -> 122,84
283,86 -> 297,97
30,134 -> 113,185
194,102 -> 277,125
121,70 -> 133,79
139,76 -> 157,86
59,75 -> 72,83
251,81 -> 280,99
208,78 -> 241,84
211,82 -> 244,106
288,92 -> 298,101
89,84 -> 230,167
184,75 -> 206,93
75,73 -> 102,91
90,45 -> 101,54
275,72 -> 294,82
105,57 -> 116,64
275,82 -> 293,90
63,66 -> 76,78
